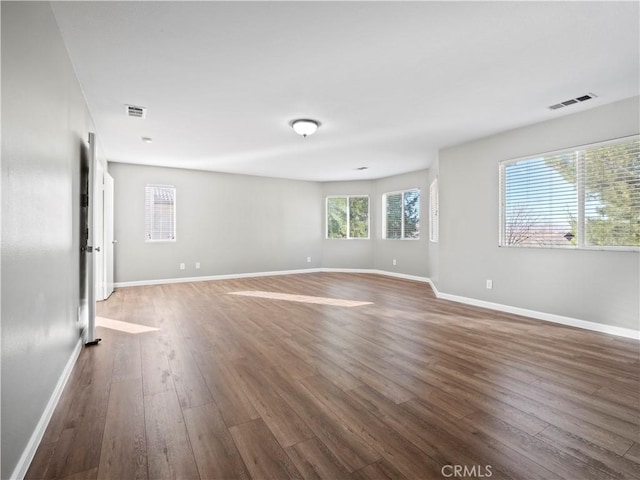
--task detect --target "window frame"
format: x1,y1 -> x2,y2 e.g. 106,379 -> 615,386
429,179 -> 439,243
145,184 -> 177,242
498,135 -> 639,252
382,188 -> 421,240
325,195 -> 370,240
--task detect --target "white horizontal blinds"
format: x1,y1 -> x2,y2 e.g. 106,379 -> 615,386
502,153 -> 578,247
500,135 -> 640,249
145,185 -> 176,241
348,196 -> 369,238
383,189 -> 420,239
429,179 -> 439,243
403,189 -> 420,239
385,193 -> 402,239
326,196 -> 347,238
583,139 -> 640,247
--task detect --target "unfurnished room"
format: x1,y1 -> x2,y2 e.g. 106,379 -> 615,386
1,1 -> 639,479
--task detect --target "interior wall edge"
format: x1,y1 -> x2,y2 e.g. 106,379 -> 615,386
10,339 -> 83,480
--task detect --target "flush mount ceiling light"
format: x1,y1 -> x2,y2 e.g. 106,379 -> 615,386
290,119 -> 321,138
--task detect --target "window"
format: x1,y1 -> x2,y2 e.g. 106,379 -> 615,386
145,185 -> 176,241
499,135 -> 639,249
382,188 -> 420,239
326,195 -> 369,239
429,179 -> 439,243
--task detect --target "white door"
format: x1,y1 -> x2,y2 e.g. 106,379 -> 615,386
86,132 -> 100,345
104,172 -> 115,299
94,161 -> 105,301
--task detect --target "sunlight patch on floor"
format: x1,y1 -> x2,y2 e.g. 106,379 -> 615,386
228,291 -> 372,307
96,316 -> 160,334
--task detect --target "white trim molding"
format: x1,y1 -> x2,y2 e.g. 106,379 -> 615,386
435,291 -> 640,340
113,268 -> 638,340
114,268 -> 324,288
11,339 -> 83,480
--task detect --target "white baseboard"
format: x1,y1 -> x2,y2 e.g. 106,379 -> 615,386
436,291 -> 640,340
318,267 -> 373,275
114,268 -> 322,288
113,268 -> 638,340
369,269 -> 432,284
11,338 -> 83,480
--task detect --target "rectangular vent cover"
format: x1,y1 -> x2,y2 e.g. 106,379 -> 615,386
126,104 -> 147,118
549,93 -> 596,111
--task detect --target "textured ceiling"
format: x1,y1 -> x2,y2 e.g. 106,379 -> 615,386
51,1 -> 639,181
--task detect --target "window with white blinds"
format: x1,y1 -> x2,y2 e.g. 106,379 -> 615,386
382,188 -> 420,239
429,179 -> 439,243
145,185 -> 176,241
326,195 -> 369,239
499,136 -> 639,249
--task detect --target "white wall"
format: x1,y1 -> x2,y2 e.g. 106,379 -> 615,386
111,165 -> 433,283
320,171 -> 431,276
373,170 -> 430,277
1,2 -> 97,478
438,96 -> 640,331
321,180 -> 376,269
109,163 -> 324,283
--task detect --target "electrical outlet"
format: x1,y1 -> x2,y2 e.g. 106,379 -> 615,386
486,279 -> 493,290
195,262 -> 200,269
307,256 -> 312,263
180,263 -> 185,270
392,259 -> 397,266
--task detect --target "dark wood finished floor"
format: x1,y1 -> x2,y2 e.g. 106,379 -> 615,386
26,273 -> 640,480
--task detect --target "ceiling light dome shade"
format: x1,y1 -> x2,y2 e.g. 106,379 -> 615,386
291,119 -> 320,137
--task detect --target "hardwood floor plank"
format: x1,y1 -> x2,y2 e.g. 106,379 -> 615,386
24,442 -> 55,480
351,460 -> 408,480
59,467 -> 98,480
535,425 -> 640,480
97,379 -> 147,480
306,343 -> 415,404
285,437 -> 352,480
232,361 -> 315,448
229,419 -> 304,480
263,367 -> 381,472
252,330 -> 318,379
166,336 -> 213,409
140,334 -> 174,396
402,398 -> 563,480
43,383 -> 110,479
183,402 -> 251,480
278,337 -> 365,391
430,361 -> 634,455
463,411 -> 616,480
298,374 -> 444,480
191,350 -> 260,427
43,421 -> 106,479
42,328 -> 115,444
623,442 -> 640,463
594,386 -> 640,411
386,353 -> 549,436
144,390 -> 200,480
347,385 -> 500,478
111,334 -> 142,383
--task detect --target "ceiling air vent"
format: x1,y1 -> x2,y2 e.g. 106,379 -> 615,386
548,93 -> 597,111
125,104 -> 147,118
